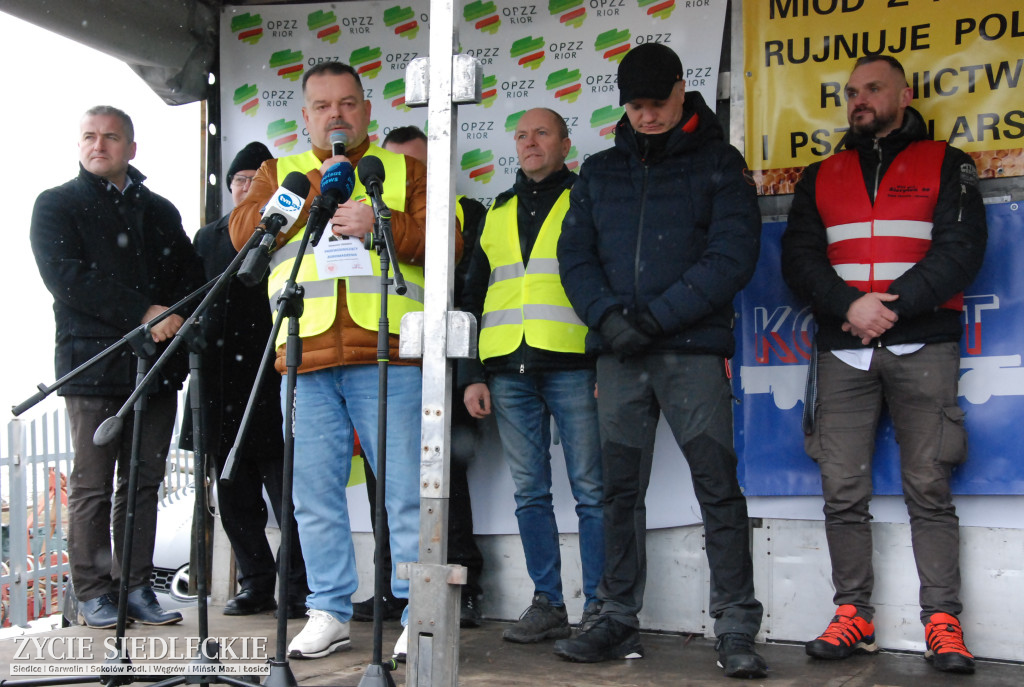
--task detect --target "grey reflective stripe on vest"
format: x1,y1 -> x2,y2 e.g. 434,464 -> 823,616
271,276 -> 426,305
526,258 -> 560,275
523,304 -> 584,326
268,240 -> 307,271
270,279 -> 336,304
488,263 -> 525,287
481,308 -> 523,329
347,275 -> 426,303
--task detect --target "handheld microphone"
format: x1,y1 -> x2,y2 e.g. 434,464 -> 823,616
237,171 -> 311,287
330,129 -> 348,157
307,161 -> 356,247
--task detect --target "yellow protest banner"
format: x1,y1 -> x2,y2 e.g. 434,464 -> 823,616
743,0 -> 1023,194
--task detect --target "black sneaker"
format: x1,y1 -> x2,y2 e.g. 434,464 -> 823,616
461,593 -> 482,628
579,600 -> 603,633
502,594 -> 571,643
351,594 -> 407,622
715,633 -> 768,679
554,615 -> 643,663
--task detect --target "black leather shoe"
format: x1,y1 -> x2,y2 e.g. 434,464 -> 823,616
352,594 -> 407,622
275,599 -> 308,620
79,594 -> 120,629
224,588 -> 277,616
461,593 -> 482,628
126,587 -> 183,625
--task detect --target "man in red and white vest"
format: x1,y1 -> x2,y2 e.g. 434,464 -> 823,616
782,55 -> 987,674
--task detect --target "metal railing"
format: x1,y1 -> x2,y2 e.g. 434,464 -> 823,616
1,404 -> 192,628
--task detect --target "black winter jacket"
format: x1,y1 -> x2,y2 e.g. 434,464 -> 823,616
781,106 -> 987,351
558,92 -> 761,358
30,165 -> 202,396
179,213 -> 283,459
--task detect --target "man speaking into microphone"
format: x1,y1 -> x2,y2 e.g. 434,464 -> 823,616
229,61 -> 462,660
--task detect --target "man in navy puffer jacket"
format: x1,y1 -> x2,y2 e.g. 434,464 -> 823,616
554,43 -> 766,679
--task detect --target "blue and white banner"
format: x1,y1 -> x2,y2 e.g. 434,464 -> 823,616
734,201 -> 1024,496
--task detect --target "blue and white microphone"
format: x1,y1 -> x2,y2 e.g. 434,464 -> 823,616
237,171 -> 311,286
309,161 -> 356,247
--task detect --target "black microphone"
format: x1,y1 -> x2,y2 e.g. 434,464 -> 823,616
307,161 -> 356,247
357,155 -> 390,240
357,154 -> 386,200
330,129 -> 348,157
237,171 -> 311,287
356,155 -> 406,295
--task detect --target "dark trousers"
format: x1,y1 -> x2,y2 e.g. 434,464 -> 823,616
363,419 -> 484,596
65,391 -> 176,602
213,444 -> 309,601
595,353 -> 763,638
807,343 -> 965,623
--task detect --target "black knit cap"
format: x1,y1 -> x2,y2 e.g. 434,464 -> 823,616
617,43 -> 683,106
227,141 -> 273,178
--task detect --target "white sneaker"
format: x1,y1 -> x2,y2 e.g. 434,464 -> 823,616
288,609 -> 351,659
392,626 -> 408,663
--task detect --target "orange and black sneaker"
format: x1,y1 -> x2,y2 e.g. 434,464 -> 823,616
805,604 -> 879,660
924,612 -> 975,674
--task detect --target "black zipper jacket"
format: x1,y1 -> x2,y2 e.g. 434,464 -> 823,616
558,91 -> 761,358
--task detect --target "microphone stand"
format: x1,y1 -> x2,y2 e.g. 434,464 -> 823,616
2,233 -> 268,687
11,281 -> 215,418
104,230 -> 267,687
173,228 -> 280,682
359,196 -> 403,687
220,204 -> 328,687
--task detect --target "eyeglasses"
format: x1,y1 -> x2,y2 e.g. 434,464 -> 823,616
230,174 -> 256,188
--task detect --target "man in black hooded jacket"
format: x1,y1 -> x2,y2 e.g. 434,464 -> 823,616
781,55 -> 985,675
554,44 -> 765,679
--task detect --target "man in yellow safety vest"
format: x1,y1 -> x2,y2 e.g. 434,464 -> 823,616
461,108 -> 604,646
229,61 -> 462,660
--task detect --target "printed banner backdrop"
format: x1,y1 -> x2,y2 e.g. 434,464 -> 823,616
734,201 -> 1024,496
220,1 -> 727,210
219,1 -> 729,534
743,0 -> 1024,195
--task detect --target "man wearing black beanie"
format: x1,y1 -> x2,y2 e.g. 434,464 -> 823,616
555,43 -> 766,679
185,141 -> 310,618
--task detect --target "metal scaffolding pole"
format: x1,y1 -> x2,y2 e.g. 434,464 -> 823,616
398,1 -> 482,685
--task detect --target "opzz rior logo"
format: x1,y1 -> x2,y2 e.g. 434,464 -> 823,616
462,149 -> 495,184
269,49 -> 304,81
511,36 -> 545,70
308,10 -> 341,43
384,5 -> 419,39
549,0 -> 586,28
464,1 -> 501,34
351,46 -> 383,80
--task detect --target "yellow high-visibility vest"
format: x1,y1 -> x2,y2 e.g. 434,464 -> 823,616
478,190 -> 586,361
266,146 -> 424,346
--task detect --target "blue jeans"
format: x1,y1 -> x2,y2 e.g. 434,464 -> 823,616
489,369 -> 604,607
289,364 -> 422,623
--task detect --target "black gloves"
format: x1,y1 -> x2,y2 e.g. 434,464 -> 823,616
636,310 -> 663,337
600,309 -> 652,360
